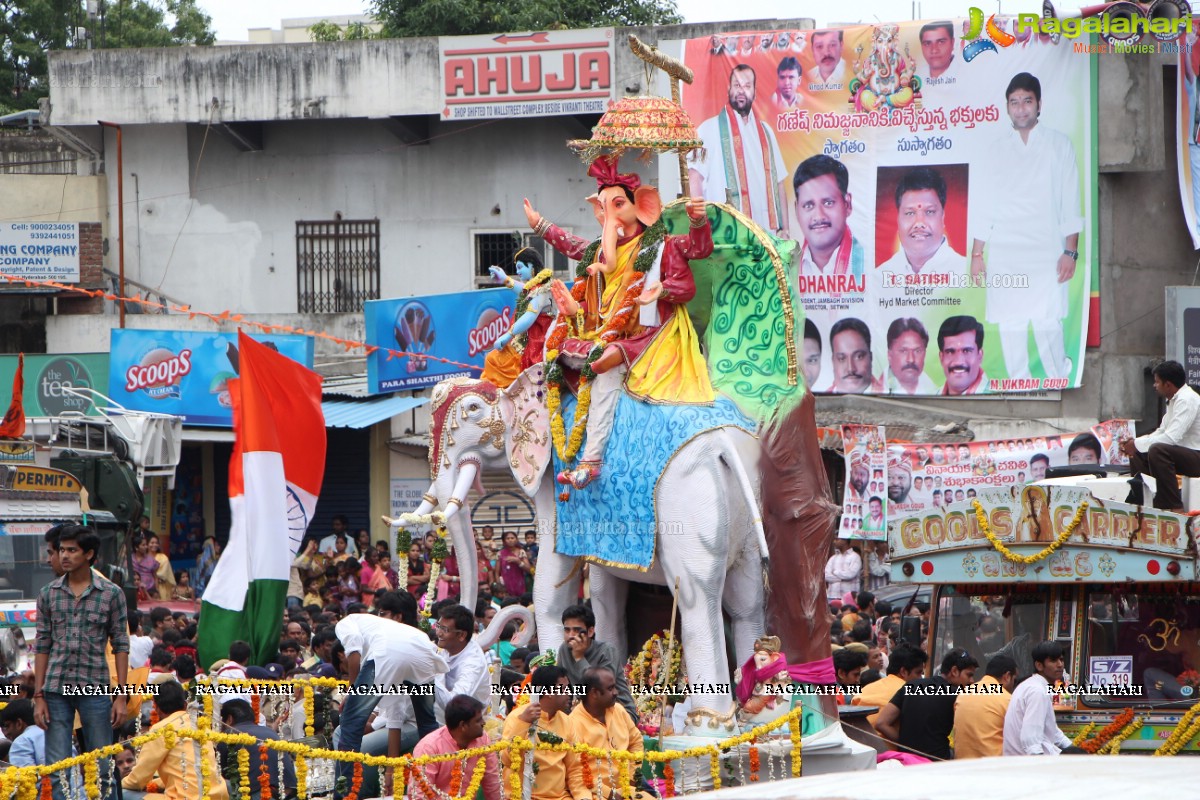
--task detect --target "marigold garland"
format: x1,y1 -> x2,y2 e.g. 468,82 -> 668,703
580,753 -> 595,791
303,684 -> 315,737
202,693 -> 214,720
251,693 -> 261,720
82,755 -> 99,800
38,776 -> 50,800
662,762 -> 675,798
544,265 -> 646,466
789,712 -> 802,777
295,754 -> 307,800
237,747 -> 251,799
395,527 -> 412,589
709,752 -> 721,791
448,760 -> 463,796
1097,716 -> 1143,754
1079,707 -> 1134,753
1071,722 -> 1097,746
344,761 -> 363,800
1154,700 -> 1200,755
973,499 -> 1088,564
748,745 -> 760,782
258,744 -> 273,799
149,706 -> 159,726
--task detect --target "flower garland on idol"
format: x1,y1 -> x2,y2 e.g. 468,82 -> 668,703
392,510 -> 451,625
972,499 -> 1088,565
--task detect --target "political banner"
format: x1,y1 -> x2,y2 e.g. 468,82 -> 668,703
365,289 -> 515,393
667,18 -> 1097,396
107,330 -> 313,426
880,422 -> 1130,526
841,423 -> 887,541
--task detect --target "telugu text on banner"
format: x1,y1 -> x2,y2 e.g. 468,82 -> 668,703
666,20 -> 1096,396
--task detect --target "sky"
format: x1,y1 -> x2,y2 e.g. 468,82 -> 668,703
203,0 -> 1047,43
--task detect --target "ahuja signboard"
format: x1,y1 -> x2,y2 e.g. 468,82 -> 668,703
107,330 -> 313,426
365,289 -> 515,393
0,222 -> 81,282
439,27 -> 615,120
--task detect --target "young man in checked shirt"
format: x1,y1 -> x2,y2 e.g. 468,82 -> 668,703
33,525 -> 129,800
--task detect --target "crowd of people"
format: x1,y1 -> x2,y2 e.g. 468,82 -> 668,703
829,589 -> 1086,762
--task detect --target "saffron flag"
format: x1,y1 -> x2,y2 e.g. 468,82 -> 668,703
198,332 -> 325,669
0,353 -> 24,439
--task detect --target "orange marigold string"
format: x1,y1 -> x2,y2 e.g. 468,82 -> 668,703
662,762 -> 675,798
581,754 -> 595,791
39,776 -> 51,800
748,745 -> 760,782
1080,708 -> 1134,753
251,694 -> 261,720
448,760 -> 463,797
149,706 -> 159,726
344,762 -> 363,800
258,744 -> 273,800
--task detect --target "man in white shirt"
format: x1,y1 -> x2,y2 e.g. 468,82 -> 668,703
877,167 -> 967,305
128,610 -> 154,669
432,604 -> 492,721
212,641 -> 252,710
884,317 -> 937,395
807,29 -> 846,91
334,592 -> 448,794
1120,360 -> 1200,512
1002,640 -> 1087,755
825,538 -> 862,601
689,64 -> 790,236
318,515 -> 359,557
971,72 -> 1084,382
918,21 -> 961,89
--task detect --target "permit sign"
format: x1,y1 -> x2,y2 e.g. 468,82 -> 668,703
1088,655 -> 1133,688
439,28 -> 615,120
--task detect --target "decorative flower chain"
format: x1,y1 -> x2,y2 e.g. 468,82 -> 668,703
1154,699 -> 1200,755
1078,707 -> 1134,753
973,499 -> 1088,564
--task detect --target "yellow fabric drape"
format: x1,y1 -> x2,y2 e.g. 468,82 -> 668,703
626,306 -> 714,405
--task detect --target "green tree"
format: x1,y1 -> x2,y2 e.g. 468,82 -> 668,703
0,0 -> 215,114
369,0 -> 682,38
308,20 -> 344,43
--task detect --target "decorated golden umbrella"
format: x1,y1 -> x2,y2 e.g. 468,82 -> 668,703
569,35 -> 703,195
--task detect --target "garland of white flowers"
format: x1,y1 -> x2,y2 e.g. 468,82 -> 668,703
391,511 -> 452,627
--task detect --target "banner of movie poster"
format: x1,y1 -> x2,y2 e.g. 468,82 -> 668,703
876,420 -> 1134,524
666,20 -> 1096,396
841,424 -> 888,541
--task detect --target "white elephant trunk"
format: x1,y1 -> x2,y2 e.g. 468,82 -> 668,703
443,462 -> 479,520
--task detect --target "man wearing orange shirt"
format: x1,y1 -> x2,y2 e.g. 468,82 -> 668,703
953,655 -> 1017,758
501,666 -> 576,800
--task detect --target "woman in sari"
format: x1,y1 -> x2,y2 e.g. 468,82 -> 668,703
148,534 -> 177,601
132,535 -> 158,597
366,553 -> 395,595
496,531 -> 531,598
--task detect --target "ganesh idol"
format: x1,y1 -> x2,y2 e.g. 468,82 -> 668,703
523,154 -> 714,489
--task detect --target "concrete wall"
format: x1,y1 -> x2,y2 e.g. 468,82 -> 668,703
91,116 -> 605,314
46,19 -> 814,125
0,174 -> 106,232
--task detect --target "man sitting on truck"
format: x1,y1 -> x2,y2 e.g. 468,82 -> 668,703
1120,359 -> 1200,512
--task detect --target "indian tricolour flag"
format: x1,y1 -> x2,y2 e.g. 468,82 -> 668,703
198,331 -> 326,669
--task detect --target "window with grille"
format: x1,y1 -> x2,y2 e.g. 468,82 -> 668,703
472,230 -> 573,288
296,219 -> 380,313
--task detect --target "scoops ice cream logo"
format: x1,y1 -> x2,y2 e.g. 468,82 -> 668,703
467,306 -> 512,357
126,348 -> 192,399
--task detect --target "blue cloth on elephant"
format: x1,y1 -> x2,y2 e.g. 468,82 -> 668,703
552,390 -> 755,570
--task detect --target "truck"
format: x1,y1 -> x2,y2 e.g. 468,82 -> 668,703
0,391 -> 182,675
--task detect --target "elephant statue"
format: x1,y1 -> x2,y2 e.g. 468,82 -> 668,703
399,366 -> 769,728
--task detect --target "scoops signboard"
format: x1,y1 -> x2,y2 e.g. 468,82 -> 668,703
439,28 -> 615,120
365,289 -> 515,393
107,330 -> 313,426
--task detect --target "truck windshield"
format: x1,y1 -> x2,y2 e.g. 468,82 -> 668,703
1084,591 -> 1200,707
931,586 -> 1049,680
